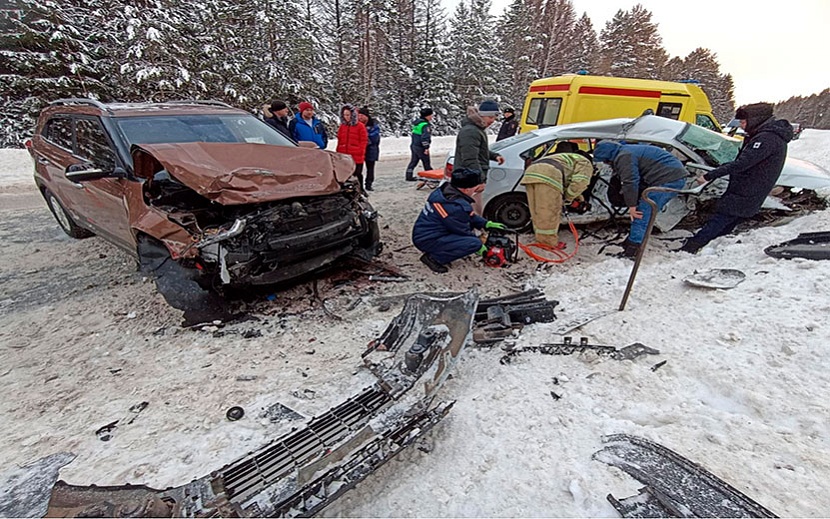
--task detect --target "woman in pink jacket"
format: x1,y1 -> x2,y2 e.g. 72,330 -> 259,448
336,104 -> 369,191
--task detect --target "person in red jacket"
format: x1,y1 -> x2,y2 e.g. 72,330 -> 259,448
336,104 -> 369,191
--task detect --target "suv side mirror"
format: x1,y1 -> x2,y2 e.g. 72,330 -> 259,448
66,164 -> 127,182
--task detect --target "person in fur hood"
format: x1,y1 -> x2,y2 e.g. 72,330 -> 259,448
453,99 -> 505,183
336,103 -> 369,191
680,103 -> 794,253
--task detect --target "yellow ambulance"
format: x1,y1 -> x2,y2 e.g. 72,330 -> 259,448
519,74 -> 721,133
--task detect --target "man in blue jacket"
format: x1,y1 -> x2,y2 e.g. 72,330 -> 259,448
593,141 -> 688,258
680,103 -> 793,253
289,101 -> 328,149
412,168 -> 506,273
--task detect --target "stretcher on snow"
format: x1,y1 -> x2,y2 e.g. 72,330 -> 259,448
416,169 -> 445,190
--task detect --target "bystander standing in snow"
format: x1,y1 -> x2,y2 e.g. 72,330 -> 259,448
405,108 -> 434,182
496,105 -> 518,141
263,100 -> 293,141
289,101 -> 328,149
357,106 -> 380,191
336,104 -> 369,191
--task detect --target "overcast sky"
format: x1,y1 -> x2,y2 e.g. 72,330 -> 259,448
446,0 -> 829,106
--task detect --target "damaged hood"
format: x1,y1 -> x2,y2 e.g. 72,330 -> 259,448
133,142 -> 356,205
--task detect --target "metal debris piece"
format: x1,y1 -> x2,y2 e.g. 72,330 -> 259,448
43,291 -> 479,518
500,337 -> 660,364
594,434 -> 778,518
683,268 -> 746,289
551,310 -> 613,335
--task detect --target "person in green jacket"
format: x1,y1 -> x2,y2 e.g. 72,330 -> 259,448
406,108 -> 434,181
453,99 -> 505,183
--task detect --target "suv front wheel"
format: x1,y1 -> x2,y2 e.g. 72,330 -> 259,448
44,189 -> 94,239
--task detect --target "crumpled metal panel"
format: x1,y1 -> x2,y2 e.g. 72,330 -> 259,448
42,290 -> 478,518
132,142 -> 356,205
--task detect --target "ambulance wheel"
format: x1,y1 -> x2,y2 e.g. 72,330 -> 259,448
484,193 -> 532,233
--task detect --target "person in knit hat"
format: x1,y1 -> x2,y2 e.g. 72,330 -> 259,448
454,99 -> 505,184
405,107 -> 434,182
336,103 -> 369,190
357,106 -> 381,191
680,103 -> 794,253
288,101 -> 328,149
263,99 -> 293,141
411,168 -> 507,273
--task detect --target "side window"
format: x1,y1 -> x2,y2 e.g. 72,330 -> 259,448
656,102 -> 683,120
695,114 -> 718,131
75,118 -> 116,170
525,98 -> 562,127
43,118 -> 73,150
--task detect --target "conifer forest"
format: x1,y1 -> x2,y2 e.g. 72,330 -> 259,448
1,0 -> 824,148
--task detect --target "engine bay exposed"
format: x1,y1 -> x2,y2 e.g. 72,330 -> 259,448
143,167 -> 377,286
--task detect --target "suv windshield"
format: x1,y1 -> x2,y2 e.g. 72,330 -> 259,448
116,114 -> 295,147
677,123 -> 740,166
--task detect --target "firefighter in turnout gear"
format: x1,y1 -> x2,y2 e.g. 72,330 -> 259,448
520,149 -> 594,248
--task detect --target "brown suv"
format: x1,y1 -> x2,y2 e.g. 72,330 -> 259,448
27,99 -> 381,322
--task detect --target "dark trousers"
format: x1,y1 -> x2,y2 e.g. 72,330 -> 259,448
406,146 -> 431,179
354,163 -> 364,190
365,161 -> 375,188
415,234 -> 482,265
690,212 -> 744,247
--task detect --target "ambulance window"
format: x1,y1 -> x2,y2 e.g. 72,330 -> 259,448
526,98 -> 562,127
656,103 -> 682,120
695,114 -> 718,131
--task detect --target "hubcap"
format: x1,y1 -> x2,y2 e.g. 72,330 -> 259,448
49,195 -> 72,232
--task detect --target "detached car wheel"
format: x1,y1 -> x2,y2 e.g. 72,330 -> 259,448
44,189 -> 94,239
484,193 -> 532,233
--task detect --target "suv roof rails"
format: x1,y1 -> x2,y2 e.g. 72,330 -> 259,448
50,98 -> 113,113
166,100 -> 235,109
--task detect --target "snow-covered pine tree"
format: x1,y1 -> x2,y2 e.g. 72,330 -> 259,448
663,47 -> 734,124
538,0 -> 577,78
598,4 -> 667,80
1,0 -> 111,146
569,12 -> 597,74
447,0 -> 503,111
497,0 -> 541,108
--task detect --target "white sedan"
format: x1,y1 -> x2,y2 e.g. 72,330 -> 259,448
444,115 -> 830,232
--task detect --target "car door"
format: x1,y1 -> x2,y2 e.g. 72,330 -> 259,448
72,116 -> 134,249
35,116 -> 92,222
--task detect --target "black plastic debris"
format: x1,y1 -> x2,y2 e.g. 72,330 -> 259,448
95,421 -> 119,442
226,406 -> 245,421
764,231 -> 830,260
137,235 -> 232,327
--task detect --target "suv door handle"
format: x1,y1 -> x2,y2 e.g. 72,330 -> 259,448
37,157 -> 51,165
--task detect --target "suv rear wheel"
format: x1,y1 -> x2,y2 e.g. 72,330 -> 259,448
44,189 -> 94,239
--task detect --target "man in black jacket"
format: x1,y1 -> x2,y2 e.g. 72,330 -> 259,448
496,106 -> 518,141
263,100 -> 293,141
680,103 -> 793,253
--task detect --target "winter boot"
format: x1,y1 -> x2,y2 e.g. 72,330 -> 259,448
405,169 -> 416,182
678,239 -> 703,254
420,253 -> 448,273
620,239 -> 640,259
